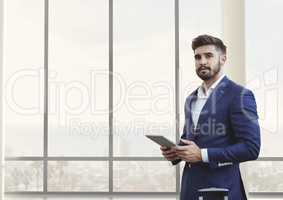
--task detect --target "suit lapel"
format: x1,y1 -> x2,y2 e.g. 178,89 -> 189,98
195,76 -> 230,133
184,90 -> 197,140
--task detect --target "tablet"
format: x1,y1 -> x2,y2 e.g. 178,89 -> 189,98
146,135 -> 176,149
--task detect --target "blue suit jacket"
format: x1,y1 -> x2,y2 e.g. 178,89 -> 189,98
178,76 -> 261,200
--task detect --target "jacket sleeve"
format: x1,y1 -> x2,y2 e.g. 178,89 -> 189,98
207,89 -> 261,163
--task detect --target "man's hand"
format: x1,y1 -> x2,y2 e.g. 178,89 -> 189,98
160,146 -> 178,161
174,139 -> 202,163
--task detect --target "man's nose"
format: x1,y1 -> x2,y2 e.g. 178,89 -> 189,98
199,57 -> 208,65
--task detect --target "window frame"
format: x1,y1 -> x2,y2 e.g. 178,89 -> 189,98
4,0 -> 283,198
4,0 -> 181,196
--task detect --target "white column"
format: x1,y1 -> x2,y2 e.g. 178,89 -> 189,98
222,0 -> 246,85
222,0 -> 250,197
0,0 -> 4,198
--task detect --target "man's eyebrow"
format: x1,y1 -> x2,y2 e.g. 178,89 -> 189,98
198,52 -> 214,57
195,51 -> 214,55
194,52 -> 213,57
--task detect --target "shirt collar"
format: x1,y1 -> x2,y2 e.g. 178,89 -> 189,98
197,74 -> 226,97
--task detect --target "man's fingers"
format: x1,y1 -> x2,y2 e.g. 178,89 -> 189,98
162,150 -> 176,157
175,144 -> 192,151
178,153 -> 192,159
176,150 -> 189,156
180,139 -> 194,145
166,154 -> 178,159
160,146 -> 170,151
162,151 -> 178,161
175,144 -> 194,151
162,150 -> 177,157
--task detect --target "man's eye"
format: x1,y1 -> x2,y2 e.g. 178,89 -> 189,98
194,55 -> 201,60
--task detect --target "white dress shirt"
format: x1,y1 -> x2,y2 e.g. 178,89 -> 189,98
191,74 -> 226,162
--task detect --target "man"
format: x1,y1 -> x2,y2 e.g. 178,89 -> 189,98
161,34 -> 260,200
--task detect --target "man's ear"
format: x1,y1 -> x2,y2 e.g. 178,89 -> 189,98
220,54 -> 227,65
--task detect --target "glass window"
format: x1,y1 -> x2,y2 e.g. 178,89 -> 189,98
48,161 -> 108,191
48,0 -> 109,156
2,0 -> 230,197
113,0 -> 175,156
246,161 -> 283,192
245,0 -> 283,157
4,0 -> 44,157
6,198 -> 109,200
5,161 -> 43,192
5,198 -> 43,200
113,161 -> 176,192
114,198 -> 177,200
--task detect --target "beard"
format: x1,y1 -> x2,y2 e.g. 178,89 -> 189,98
196,61 -> 221,81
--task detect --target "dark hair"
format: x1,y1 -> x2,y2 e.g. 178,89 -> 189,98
191,34 -> 227,54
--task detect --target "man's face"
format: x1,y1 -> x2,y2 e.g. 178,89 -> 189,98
194,45 -> 226,81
